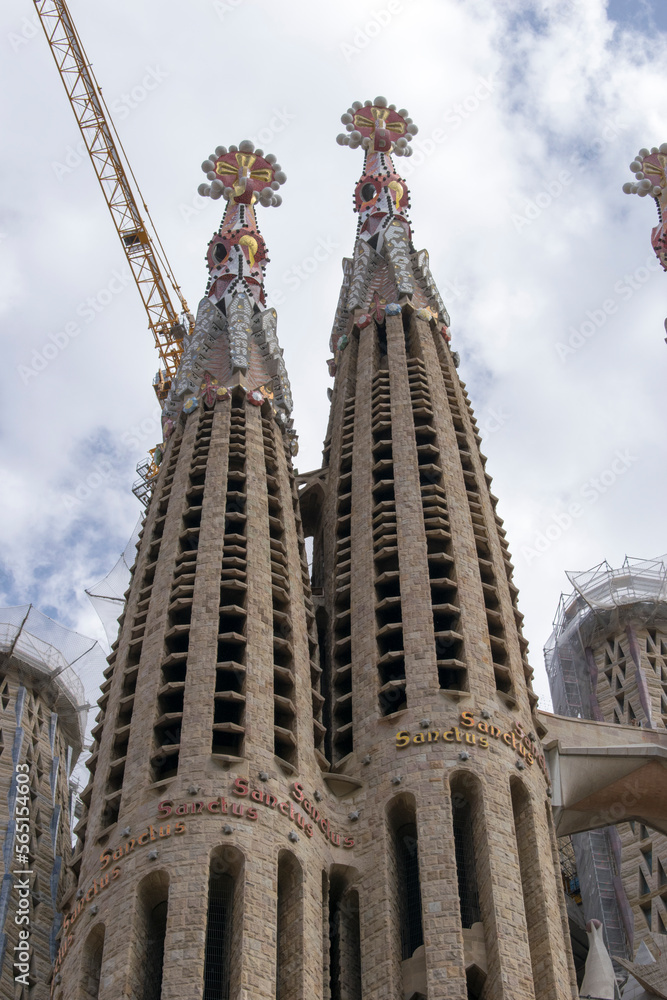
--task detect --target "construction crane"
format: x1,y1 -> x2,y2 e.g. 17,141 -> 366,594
33,0 -> 194,407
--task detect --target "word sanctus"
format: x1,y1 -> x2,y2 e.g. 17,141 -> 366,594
291,781 -> 354,849
53,867 -> 121,978
233,778 -> 355,848
158,779 -> 355,849
158,796 -> 257,820
100,821 -> 186,872
395,711 -> 549,779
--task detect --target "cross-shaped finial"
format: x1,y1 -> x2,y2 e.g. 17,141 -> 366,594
336,97 -> 418,157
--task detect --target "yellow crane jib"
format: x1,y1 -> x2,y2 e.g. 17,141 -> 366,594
33,0 -> 194,398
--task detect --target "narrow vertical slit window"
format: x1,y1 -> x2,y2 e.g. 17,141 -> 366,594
451,794 -> 481,928
388,797 -> 423,961
130,872 -> 169,1000
328,873 -> 362,1000
80,924 -> 105,1000
204,872 -> 234,1000
276,851 -> 304,1000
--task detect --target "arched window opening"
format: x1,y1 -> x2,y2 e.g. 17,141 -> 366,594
511,778 -> 558,999
397,821 -> 423,958
130,871 -> 169,1000
277,851 -> 303,1000
144,901 -> 167,1000
204,873 -> 234,999
80,924 -> 105,1000
388,796 -> 423,960
327,868 -> 362,1000
451,792 -> 481,929
204,846 -> 243,1000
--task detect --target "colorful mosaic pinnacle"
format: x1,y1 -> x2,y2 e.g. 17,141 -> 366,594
156,141 -> 294,452
328,98 -> 451,362
336,96 -> 418,155
623,144 -> 667,271
198,141 -> 287,308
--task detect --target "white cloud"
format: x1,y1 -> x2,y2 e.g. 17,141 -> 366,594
1,0 -> 666,716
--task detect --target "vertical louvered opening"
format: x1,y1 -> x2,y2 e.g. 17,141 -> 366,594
213,402 -> 247,759
332,395 -> 356,759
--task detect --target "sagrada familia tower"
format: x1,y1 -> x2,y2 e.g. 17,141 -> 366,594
4,99 -> 666,1000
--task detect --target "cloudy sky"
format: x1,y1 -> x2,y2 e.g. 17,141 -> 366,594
1,0 -> 666,715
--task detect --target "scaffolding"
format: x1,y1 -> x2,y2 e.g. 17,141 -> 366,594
544,555 -> 667,971
0,605 -> 105,755
545,555 -> 667,720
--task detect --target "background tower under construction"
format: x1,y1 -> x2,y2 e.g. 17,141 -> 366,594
546,556 -> 667,969
0,606 -> 93,1000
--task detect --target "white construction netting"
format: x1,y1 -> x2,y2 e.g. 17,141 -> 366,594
0,605 -> 106,751
85,516 -> 142,646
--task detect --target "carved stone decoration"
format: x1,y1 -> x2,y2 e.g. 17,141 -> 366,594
624,144 -> 667,272
227,294 -> 253,373
171,297 -> 226,401
332,99 -> 458,355
253,308 -> 293,414
384,220 -> 415,297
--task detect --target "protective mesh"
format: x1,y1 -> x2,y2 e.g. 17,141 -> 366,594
544,556 -> 667,971
85,516 -> 142,646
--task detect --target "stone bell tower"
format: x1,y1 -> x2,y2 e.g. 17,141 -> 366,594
297,96 -> 579,999
54,141 -> 336,1000
54,108 -> 581,1000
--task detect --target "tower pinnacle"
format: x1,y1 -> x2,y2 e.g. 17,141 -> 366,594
160,141 -> 295,452
623,143 -> 667,271
329,98 -> 451,365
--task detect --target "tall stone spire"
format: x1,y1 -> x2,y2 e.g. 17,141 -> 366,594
55,140 -> 330,999
329,98 -> 451,372
160,140 -> 295,450
297,96 -> 577,999
54,108 -> 586,1000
